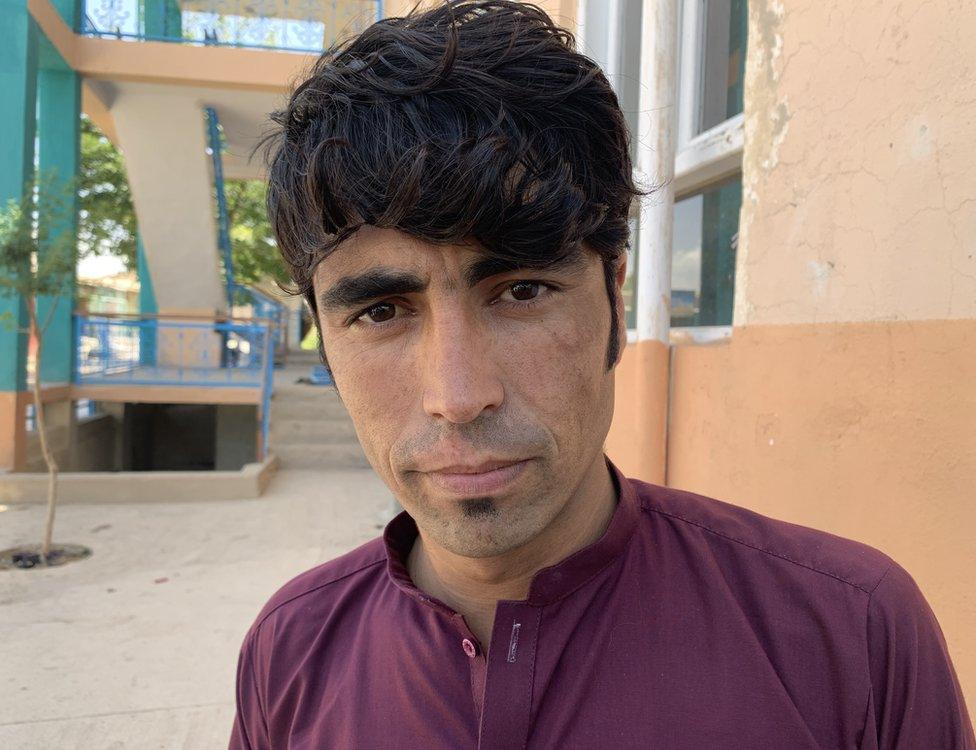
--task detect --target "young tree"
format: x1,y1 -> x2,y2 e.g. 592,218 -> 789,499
0,172 -> 77,564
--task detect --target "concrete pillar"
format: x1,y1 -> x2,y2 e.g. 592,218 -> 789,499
634,0 -> 678,345
110,84 -> 225,315
0,0 -> 38,470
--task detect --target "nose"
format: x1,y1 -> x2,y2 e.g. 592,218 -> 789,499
421,310 -> 504,424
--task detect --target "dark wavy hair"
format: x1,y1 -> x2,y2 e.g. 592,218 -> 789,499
263,0 -> 646,370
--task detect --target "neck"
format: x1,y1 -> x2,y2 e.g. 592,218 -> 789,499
406,456 -> 618,647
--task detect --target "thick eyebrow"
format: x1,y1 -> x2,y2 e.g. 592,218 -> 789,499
318,268 -> 427,312
462,251 -> 588,288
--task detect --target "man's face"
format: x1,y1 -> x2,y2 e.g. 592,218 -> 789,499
313,226 -> 623,558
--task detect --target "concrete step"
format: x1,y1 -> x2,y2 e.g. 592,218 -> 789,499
271,417 -> 359,444
274,441 -> 371,470
269,394 -> 352,421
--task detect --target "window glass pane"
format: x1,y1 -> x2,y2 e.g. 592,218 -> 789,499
698,0 -> 748,133
671,176 -> 741,326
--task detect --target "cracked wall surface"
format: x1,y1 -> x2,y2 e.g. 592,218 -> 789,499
737,0 -> 976,325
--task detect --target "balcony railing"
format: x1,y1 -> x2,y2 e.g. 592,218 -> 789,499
232,283 -> 289,363
73,312 -> 277,457
80,0 -> 382,54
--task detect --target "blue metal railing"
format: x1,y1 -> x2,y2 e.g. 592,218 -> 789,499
72,313 -> 277,458
206,106 -> 289,363
80,0 -> 382,54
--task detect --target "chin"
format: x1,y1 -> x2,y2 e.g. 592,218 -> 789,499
437,513 -> 543,559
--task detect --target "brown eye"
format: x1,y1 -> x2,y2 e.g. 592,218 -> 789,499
360,302 -> 396,323
507,281 -> 540,301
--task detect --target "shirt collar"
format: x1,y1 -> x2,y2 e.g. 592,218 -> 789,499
383,456 -> 640,609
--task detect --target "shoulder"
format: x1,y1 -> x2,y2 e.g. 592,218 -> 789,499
244,535 -> 387,645
629,477 -> 895,596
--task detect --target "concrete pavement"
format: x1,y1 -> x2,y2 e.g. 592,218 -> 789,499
0,467 -> 391,749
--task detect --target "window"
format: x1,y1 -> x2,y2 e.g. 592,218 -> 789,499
578,0 -> 746,335
672,0 -> 747,334
678,0 -> 748,145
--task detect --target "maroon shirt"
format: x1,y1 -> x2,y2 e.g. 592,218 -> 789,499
229,461 -> 975,748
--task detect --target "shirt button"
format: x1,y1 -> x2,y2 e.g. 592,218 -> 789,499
461,638 -> 477,658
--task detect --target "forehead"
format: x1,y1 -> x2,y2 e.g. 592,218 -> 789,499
312,226 -> 480,286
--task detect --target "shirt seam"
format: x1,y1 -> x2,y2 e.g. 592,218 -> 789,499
641,505 -> 881,595
250,556 -> 387,635
861,561 -> 896,744
240,637 -> 270,744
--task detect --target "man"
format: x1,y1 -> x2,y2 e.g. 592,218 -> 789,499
229,2 -> 975,747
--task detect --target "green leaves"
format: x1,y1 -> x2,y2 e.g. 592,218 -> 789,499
0,170 -> 77,322
78,115 -> 137,269
225,179 -> 289,287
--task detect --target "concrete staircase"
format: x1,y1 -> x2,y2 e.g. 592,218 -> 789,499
269,354 -> 371,470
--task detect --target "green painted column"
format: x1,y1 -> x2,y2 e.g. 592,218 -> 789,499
137,234 -> 158,365
0,0 -> 39,394
37,38 -> 80,384
137,235 -> 157,314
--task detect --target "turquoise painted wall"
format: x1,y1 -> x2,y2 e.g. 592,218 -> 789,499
37,36 -> 80,384
0,0 -> 38,393
137,235 -> 157,314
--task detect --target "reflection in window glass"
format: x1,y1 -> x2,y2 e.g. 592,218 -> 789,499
698,0 -> 748,133
616,0 -> 644,165
671,176 -> 741,327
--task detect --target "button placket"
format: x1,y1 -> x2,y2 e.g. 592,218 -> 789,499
477,603 -> 541,750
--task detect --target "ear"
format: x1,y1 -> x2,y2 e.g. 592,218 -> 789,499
612,253 -> 628,366
614,252 -> 628,292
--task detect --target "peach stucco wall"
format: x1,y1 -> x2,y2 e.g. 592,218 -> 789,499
737,0 -> 976,326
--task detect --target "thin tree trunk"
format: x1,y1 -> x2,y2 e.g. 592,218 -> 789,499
27,299 -> 59,563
